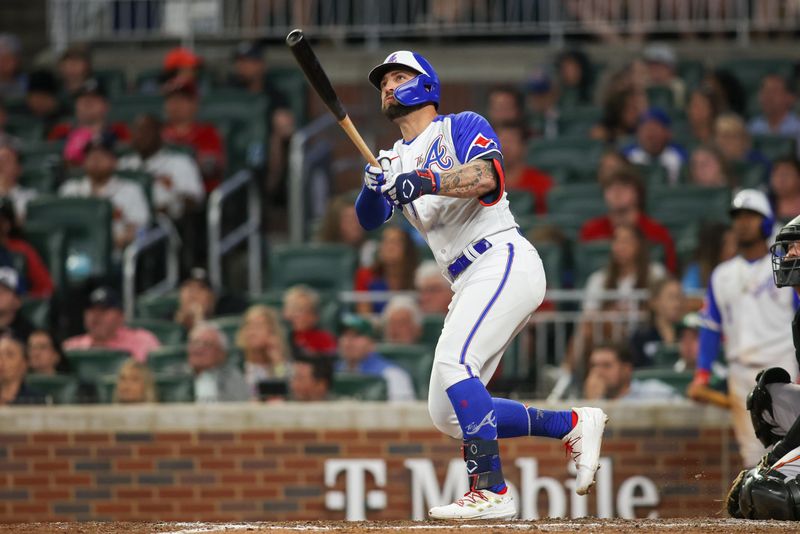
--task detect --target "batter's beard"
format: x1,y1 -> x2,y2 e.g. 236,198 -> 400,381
382,101 -> 428,121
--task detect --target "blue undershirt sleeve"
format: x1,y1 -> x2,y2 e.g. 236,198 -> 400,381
697,279 -> 723,373
355,184 -> 393,231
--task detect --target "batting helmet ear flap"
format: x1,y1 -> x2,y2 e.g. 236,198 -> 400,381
762,214 -> 775,239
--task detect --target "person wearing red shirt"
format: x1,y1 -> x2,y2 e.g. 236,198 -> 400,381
282,285 -> 337,355
47,78 -> 130,166
579,169 -> 677,273
495,121 -> 553,214
161,80 -> 225,192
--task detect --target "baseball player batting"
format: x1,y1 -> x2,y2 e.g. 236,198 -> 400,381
355,51 -> 608,520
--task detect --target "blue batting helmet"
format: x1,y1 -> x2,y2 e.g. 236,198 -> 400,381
368,51 -> 440,108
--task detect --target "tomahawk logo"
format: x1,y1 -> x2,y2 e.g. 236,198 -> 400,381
465,410 -> 497,435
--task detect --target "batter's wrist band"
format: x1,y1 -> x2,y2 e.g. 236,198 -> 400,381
694,369 -> 711,384
417,169 -> 439,195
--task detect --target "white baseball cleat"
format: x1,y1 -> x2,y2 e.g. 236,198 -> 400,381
428,489 -> 517,520
562,406 -> 609,495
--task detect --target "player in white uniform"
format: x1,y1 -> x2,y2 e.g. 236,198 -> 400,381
355,51 -> 608,520
692,190 -> 800,466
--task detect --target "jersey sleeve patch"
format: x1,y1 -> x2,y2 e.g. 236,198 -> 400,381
451,111 -> 503,164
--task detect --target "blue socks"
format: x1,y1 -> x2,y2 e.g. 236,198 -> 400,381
493,398 -> 575,439
446,377 -> 506,493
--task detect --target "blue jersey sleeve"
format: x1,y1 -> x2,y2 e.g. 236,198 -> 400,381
355,184 -> 393,231
697,278 -> 723,372
450,111 -> 504,206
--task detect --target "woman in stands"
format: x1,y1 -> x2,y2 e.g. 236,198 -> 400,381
26,329 -> 69,375
317,193 -> 377,269
113,360 -> 157,403
354,225 -> 419,315
235,305 -> 291,398
688,145 -> 734,188
628,277 -> 685,368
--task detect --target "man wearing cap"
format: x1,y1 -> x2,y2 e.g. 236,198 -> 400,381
0,267 -> 33,342
48,77 -> 130,166
159,47 -> 203,91
161,79 -> 225,192
172,268 -> 247,332
691,189 -> 800,466
642,43 -> 686,111
58,133 -> 150,252
337,314 -> 415,402
622,107 -> 688,185
63,286 -> 160,363
21,70 -> 67,131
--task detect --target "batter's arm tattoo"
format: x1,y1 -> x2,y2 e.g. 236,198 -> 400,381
437,159 -> 497,198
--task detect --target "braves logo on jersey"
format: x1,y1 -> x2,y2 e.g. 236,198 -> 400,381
419,134 -> 454,172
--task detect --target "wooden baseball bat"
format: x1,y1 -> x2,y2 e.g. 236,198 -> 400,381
286,29 -> 380,168
689,383 -> 731,409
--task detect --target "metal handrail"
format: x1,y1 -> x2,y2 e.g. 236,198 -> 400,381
207,169 -> 262,293
121,215 -> 180,320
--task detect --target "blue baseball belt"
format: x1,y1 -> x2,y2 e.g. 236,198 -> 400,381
447,238 -> 493,280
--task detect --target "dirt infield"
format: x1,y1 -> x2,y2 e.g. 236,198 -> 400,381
0,519 -> 797,534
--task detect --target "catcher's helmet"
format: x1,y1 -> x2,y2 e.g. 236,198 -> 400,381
730,188 -> 775,238
368,51 -> 440,108
771,214 -> 800,287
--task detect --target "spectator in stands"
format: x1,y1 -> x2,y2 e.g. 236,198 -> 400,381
48,78 -> 130,166
118,114 -> 205,220
555,49 -> 594,106
622,108 -> 688,184
487,84 -> 524,127
674,312 -> 701,372
580,169 -> 677,272
0,334 -> 43,405
628,277 -> 685,368
582,224 -> 667,313
22,70 -> 66,132
591,88 -> 645,144
57,45 -> 92,99
290,354 -> 333,402
188,321 -> 249,403
63,286 -> 160,362
282,285 -> 336,355
0,268 -> 33,342
58,133 -> 150,252
0,34 -> 26,101
0,142 -> 38,224
769,157 -> 800,223
713,113 -> 770,169
336,314 -> 415,402
317,193 -> 377,269
161,80 -> 225,192
583,341 -> 681,401
415,260 -> 452,315
597,150 -> 630,187
495,121 -> 553,214
158,47 -> 203,91
172,268 -> 247,332
382,295 -> 423,345
681,222 -> 736,293
525,68 -> 559,138
113,359 -> 157,403
704,69 -> 747,117
355,225 -> 418,315
0,198 -> 53,298
748,74 -> 800,139
227,41 -> 296,208
27,330 -> 69,376
688,145 -> 733,188
642,43 -> 685,111
235,305 -> 292,397
686,88 -> 721,144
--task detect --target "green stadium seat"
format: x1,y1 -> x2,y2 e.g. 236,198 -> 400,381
137,292 -> 179,320
24,374 -> 79,404
753,135 -> 796,161
646,86 -> 677,111
648,185 -> 731,223
5,114 -> 44,141
517,212 -> 585,242
528,138 -> 605,175
20,298 -> 50,330
147,344 -> 188,374
268,243 -> 357,292
633,368 -> 693,395
155,373 -> 194,403
128,318 -> 185,345
207,315 -> 243,345
199,91 -> 268,172
19,167 -> 57,194
65,348 -> 131,383
24,223 -> 67,291
376,343 -> 433,399
19,141 -> 63,171
95,375 -> 117,404
108,94 -> 163,124
94,69 -> 127,98
731,160 -> 767,189
677,60 -> 705,91
633,163 -> 669,187
533,241 -> 565,289
572,240 -> 611,287
557,106 -> 602,137
718,58 -> 794,94
26,197 -> 113,283
546,183 -> 605,219
652,345 -> 680,368
420,314 -> 444,350
265,67 -> 309,125
505,189 -> 535,216
332,374 -> 388,401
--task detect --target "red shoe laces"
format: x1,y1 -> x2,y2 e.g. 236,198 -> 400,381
457,490 -> 490,506
564,436 -> 581,460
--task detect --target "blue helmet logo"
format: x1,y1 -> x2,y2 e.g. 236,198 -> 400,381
368,51 -> 440,109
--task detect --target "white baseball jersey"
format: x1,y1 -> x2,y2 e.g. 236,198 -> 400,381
701,254 -> 799,368
384,112 -> 517,271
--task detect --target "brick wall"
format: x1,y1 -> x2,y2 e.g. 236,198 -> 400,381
0,402 -> 741,522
